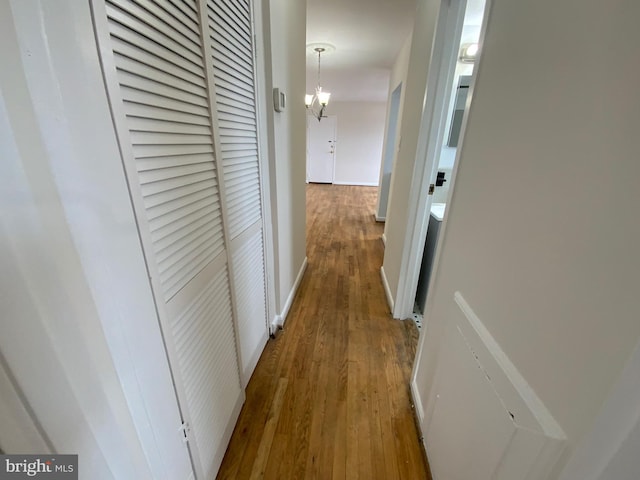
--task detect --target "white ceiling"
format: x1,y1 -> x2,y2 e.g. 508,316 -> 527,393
306,0 -> 417,102
305,0 -> 486,103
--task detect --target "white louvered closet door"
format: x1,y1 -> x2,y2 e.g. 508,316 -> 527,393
207,0 -> 269,385
98,0 -> 245,478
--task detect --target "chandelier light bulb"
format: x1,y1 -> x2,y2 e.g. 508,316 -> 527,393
305,47 -> 332,121
317,90 -> 331,106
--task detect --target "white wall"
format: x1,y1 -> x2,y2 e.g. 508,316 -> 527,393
323,101 -> 387,186
261,0 -> 308,323
413,0 -> 640,476
382,0 -> 442,305
0,1 -> 191,478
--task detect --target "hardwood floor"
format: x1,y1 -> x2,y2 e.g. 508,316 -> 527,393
216,184 -> 431,479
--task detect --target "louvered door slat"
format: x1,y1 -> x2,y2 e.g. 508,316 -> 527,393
228,201 -> 261,230
155,224 -> 221,267
131,131 -> 213,146
219,134 -> 257,144
216,101 -> 255,119
229,196 -> 260,218
213,70 -> 254,98
107,2 -> 203,60
116,56 -> 207,97
137,152 -> 216,170
224,166 -> 258,183
215,81 -> 255,106
126,103 -> 211,126
114,50 -> 205,91
133,143 -> 213,159
147,189 -> 216,224
129,118 -> 211,136
119,73 -> 209,109
121,87 -> 210,117
143,178 -> 216,210
217,110 -> 256,124
109,26 -> 204,79
117,0 -> 202,44
219,0 -> 251,25
132,0 -> 202,37
165,0 -> 199,24
211,44 -> 253,80
151,209 -> 221,253
218,120 -> 255,132
224,160 -> 258,175
208,28 -> 251,71
210,1 -> 250,38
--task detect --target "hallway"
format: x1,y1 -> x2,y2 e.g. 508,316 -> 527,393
217,184 -> 430,479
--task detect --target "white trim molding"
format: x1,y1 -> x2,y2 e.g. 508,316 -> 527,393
272,257 -> 308,330
332,181 -> 380,187
410,379 -> 425,429
380,266 -> 394,314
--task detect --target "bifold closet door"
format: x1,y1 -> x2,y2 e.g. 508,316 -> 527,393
98,0 -> 243,477
207,0 -> 269,385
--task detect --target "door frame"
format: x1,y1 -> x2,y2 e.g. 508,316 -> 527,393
410,0 -> 492,409
392,0 -> 472,319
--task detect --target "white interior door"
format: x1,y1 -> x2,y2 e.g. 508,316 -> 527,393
307,114 -> 336,183
207,0 -> 269,387
98,1 -> 247,477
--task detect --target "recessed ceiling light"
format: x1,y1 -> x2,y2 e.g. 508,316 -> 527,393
460,43 -> 479,63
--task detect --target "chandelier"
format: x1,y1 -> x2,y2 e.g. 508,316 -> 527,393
305,47 -> 331,121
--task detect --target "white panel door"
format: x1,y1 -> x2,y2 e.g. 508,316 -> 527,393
307,115 -> 336,183
207,0 -> 269,385
98,1 -> 245,478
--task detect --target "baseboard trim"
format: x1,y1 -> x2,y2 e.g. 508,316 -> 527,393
375,215 -> 386,222
332,181 -> 379,187
410,379 -> 431,475
272,257 -> 308,329
410,379 -> 425,429
380,266 -> 394,313
381,233 -> 387,247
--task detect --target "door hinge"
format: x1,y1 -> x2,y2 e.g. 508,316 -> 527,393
428,184 -> 435,195
179,422 -> 191,443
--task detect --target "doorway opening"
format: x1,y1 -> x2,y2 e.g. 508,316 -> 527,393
375,83 -> 402,221
414,0 -> 486,316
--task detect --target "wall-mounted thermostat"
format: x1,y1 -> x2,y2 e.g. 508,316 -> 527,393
273,88 -> 286,112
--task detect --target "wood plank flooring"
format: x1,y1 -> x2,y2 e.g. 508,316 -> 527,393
217,184 -> 431,479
